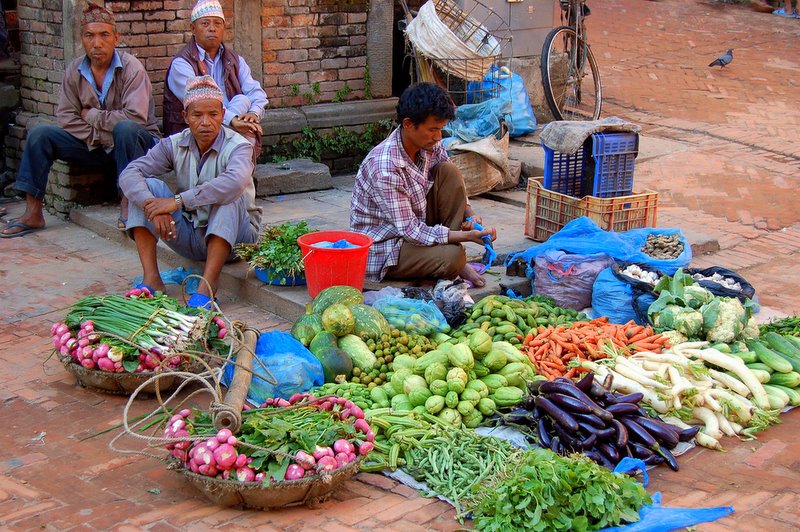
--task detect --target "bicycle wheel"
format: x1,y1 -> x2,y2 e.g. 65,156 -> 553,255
541,26 -> 602,121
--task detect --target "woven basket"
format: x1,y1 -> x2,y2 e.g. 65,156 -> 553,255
172,457 -> 361,509
60,356 -> 195,396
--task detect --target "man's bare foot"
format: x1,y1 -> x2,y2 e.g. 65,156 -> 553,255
459,263 -> 486,288
141,277 -> 167,293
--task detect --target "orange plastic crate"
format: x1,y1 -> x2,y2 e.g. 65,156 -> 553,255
524,180 -> 658,241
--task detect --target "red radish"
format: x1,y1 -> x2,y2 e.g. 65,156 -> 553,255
218,328 -> 227,339
96,358 -> 115,372
340,409 -> 351,419
365,430 -> 375,442
234,454 -> 248,469
59,331 -> 72,345
216,429 -> 233,443
205,438 -> 220,451
254,472 -> 266,482
335,452 -> 350,468
171,448 -> 187,461
354,419 -> 370,434
295,450 -> 316,470
198,463 -> 218,477
81,359 -> 96,370
178,408 -> 191,418
316,455 -> 337,473
65,338 -> 77,351
306,395 -> 317,402
317,401 -> 333,411
95,344 -> 110,357
50,323 -> 59,335
288,393 -> 306,405
350,405 -> 365,419
189,460 -> 200,474
227,436 -> 238,446
173,431 -> 190,450
212,444 -> 237,470
108,349 -> 123,363
193,443 -> 214,466
242,403 -> 252,411
359,441 -> 374,456
312,445 -> 332,461
78,337 -> 90,348
347,452 -> 357,463
275,398 -> 290,407
236,466 -> 256,482
222,469 -> 230,480
333,439 -> 354,455
343,400 -> 355,410
284,464 -> 305,481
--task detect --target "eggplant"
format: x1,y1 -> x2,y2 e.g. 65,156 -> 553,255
573,412 -> 606,429
527,379 -> 546,394
633,416 -> 680,449
521,397 -> 538,411
603,373 -> 614,390
541,381 -> 613,421
575,371 -> 595,392
601,391 -> 619,405
622,444 -> 633,458
593,427 -> 616,440
605,402 -> 640,416
629,442 -> 654,459
597,441 -> 621,464
504,407 -> 534,424
537,416 -> 552,448
610,418 -> 629,448
552,423 -> 583,450
585,449 -> 614,470
535,397 -> 580,432
655,446 -> 680,471
579,432 -> 598,449
550,435 -> 561,454
548,393 -> 593,414
589,382 -> 607,398
679,425 -> 701,442
619,417 -> 657,448
614,392 -> 644,404
643,454 -> 663,466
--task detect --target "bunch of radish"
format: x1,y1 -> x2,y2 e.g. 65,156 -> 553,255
165,410 -> 265,482
51,319 -> 184,373
124,286 -> 154,299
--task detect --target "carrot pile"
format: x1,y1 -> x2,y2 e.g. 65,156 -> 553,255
521,318 -> 670,380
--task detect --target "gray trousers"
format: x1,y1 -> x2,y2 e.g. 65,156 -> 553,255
127,178 -> 257,261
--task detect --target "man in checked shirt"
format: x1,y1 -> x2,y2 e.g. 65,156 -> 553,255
351,83 -> 496,287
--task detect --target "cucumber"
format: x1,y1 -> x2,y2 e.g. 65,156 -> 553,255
786,336 -> 800,350
772,350 -> 800,373
763,384 -> 791,410
751,341 -> 794,374
767,384 -> 800,407
746,362 -> 773,373
730,350 -> 758,364
767,371 -> 800,388
710,342 -> 731,353
763,332 -> 800,359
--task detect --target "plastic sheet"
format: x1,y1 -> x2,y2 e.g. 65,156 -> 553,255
132,266 -> 200,294
443,97 -> 511,144
601,492 -> 734,532
593,262 -> 664,325
687,266 -> 756,302
505,217 -> 692,276
221,331 -> 324,405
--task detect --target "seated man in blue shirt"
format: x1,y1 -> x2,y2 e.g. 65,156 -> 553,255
119,76 -> 261,308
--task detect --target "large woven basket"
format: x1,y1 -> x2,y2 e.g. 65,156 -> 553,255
60,356 -> 195,396
172,457 -> 361,509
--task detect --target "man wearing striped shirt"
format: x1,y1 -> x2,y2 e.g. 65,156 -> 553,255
351,83 -> 496,287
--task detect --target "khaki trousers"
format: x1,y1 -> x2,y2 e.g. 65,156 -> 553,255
386,162 -> 467,281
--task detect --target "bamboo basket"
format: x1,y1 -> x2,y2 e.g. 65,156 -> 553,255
60,355 -> 201,396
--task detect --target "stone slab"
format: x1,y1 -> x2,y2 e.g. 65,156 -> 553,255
254,158 -> 333,197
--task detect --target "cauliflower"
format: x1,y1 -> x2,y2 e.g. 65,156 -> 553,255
742,316 -> 759,340
682,285 -> 714,309
660,329 -> 688,346
704,297 -> 746,344
652,304 -> 704,338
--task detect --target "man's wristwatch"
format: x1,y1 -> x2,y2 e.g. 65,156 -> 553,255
174,194 -> 183,210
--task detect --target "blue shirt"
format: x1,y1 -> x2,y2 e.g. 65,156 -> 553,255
78,50 -> 123,108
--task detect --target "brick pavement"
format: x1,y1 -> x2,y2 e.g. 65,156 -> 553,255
1,0 -> 800,529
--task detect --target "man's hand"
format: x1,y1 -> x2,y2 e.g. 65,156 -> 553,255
151,213 -> 177,241
81,108 -> 90,120
143,196 -> 178,220
448,227 -> 497,245
231,114 -> 263,137
461,216 -> 483,231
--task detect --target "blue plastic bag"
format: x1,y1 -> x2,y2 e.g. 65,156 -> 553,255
505,217 -> 692,276
467,65 -> 536,137
221,331 -> 324,406
443,97 -> 512,144
532,250 -> 613,309
372,296 -> 450,336
599,458 -> 734,532
133,266 -> 200,293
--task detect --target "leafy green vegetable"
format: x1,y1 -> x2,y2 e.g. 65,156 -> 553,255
235,221 -> 314,284
473,449 -> 651,532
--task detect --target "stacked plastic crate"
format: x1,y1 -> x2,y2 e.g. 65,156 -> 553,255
525,131 -> 658,241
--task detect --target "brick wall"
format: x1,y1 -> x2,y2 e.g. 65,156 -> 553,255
263,0 -> 370,108
17,0 -> 63,117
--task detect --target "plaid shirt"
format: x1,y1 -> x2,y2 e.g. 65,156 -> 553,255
350,127 -> 450,281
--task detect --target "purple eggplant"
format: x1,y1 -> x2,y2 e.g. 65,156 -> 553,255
620,417 -> 657,448
614,392 -> 644,404
548,393 -> 593,414
535,397 -> 580,432
540,381 -> 613,421
610,418 -> 629,448
575,371 -> 595,392
605,402 -> 640,417
679,425 -> 701,442
537,417 -> 552,448
573,412 -> 606,429
633,416 -> 680,449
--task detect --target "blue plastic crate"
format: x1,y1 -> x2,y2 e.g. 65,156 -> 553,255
542,131 -> 639,198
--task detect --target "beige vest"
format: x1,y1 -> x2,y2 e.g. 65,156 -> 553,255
170,128 -> 261,230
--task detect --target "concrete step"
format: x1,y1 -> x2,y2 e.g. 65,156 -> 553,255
254,158 -> 332,197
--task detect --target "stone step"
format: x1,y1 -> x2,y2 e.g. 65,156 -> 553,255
254,158 -> 333,197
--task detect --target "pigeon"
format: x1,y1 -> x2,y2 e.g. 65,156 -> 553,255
709,49 -> 733,68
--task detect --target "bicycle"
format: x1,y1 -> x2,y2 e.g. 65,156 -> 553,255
540,0 -> 602,121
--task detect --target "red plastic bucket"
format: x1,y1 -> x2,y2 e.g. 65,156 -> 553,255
297,230 -> 373,298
